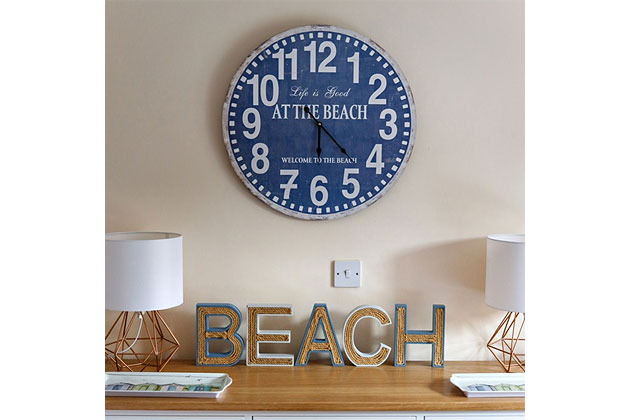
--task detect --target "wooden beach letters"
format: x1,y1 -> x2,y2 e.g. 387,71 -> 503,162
196,303 -> 445,368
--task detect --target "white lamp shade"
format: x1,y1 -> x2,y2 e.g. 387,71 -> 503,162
485,234 -> 525,313
106,232 -> 183,311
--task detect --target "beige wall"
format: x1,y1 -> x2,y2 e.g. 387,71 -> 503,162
106,0 -> 524,361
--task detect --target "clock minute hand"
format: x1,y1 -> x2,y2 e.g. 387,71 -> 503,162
303,105 -> 318,123
320,124 -> 351,159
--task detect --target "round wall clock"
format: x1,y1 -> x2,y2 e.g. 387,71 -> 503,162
222,25 -> 416,220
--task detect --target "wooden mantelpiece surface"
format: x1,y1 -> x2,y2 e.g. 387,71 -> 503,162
105,360 -> 524,412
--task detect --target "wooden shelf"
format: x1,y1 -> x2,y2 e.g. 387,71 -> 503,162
105,360 -> 524,412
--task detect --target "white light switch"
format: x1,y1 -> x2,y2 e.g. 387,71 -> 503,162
334,260 -> 361,287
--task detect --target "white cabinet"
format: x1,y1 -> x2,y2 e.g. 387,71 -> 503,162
106,415 -> 245,420
425,415 -> 524,420
254,417 -> 415,420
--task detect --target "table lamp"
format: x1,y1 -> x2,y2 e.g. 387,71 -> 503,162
105,232 -> 183,372
485,234 -> 525,372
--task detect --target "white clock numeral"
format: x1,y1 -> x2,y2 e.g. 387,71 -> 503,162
242,107 -> 260,139
286,48 -> 298,80
272,48 -> 298,80
368,74 -> 387,105
310,175 -> 329,206
304,41 -> 337,73
366,144 -> 384,174
246,74 -> 259,106
318,41 -> 337,73
347,52 -> 360,83
271,49 -> 284,80
260,75 -> 279,106
379,109 -> 397,140
246,74 -> 279,106
342,168 -> 360,199
251,143 -> 270,174
304,41 -> 317,72
280,169 -> 299,199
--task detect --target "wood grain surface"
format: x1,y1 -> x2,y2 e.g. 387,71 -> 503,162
105,360 -> 525,412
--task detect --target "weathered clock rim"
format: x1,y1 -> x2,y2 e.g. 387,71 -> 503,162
222,24 -> 417,220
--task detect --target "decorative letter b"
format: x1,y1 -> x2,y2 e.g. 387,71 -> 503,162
196,303 -> 244,366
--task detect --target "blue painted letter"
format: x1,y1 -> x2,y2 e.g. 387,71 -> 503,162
394,304 -> 445,368
296,303 -> 344,366
196,303 -> 244,366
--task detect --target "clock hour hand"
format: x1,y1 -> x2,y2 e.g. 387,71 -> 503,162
317,124 -> 322,159
303,106 -> 350,159
303,106 -> 322,159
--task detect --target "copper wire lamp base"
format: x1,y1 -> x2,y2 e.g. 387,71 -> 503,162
105,310 -> 180,372
487,311 -> 525,372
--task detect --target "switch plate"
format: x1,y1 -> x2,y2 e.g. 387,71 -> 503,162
334,260 -> 361,287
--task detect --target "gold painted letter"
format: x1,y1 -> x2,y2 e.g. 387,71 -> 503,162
343,305 -> 392,366
296,303 -> 344,366
247,304 -> 294,366
196,303 -> 244,366
394,304 -> 445,368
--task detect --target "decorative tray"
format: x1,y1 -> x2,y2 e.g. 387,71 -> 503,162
450,373 -> 525,398
105,372 -> 232,398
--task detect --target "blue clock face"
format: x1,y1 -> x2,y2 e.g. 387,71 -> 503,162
223,25 -> 416,220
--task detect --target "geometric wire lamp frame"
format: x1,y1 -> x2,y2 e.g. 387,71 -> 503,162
105,310 -> 180,372
486,311 -> 525,372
